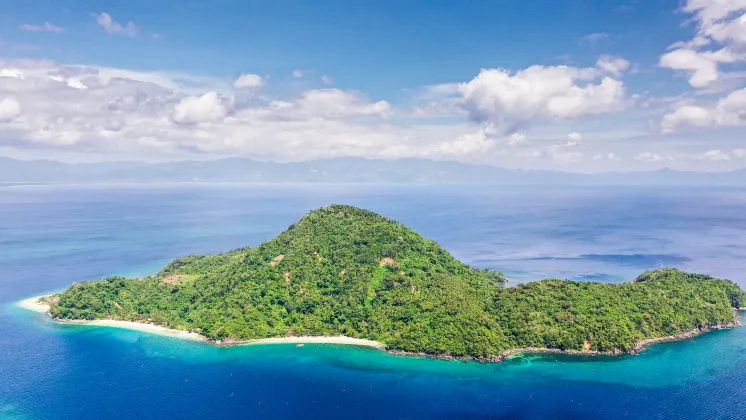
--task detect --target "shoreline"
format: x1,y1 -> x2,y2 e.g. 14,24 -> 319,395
222,336 -> 386,349
388,320 -> 741,363
17,295 -> 740,360
16,295 -> 385,349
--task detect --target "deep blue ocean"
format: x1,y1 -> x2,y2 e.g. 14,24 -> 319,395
3,184 -> 746,420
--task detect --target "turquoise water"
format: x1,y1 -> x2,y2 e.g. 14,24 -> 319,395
2,184 -> 746,419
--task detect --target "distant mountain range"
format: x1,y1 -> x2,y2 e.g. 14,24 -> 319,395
1,156 -> 745,185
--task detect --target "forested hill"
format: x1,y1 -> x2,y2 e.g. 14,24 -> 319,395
49,205 -> 745,359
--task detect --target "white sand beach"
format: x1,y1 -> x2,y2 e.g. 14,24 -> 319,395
16,295 -> 385,349
16,296 -> 51,313
60,319 -> 207,341
236,336 -> 386,349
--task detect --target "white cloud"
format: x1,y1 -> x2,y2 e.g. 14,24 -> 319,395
0,59 -> 480,161
0,98 -> 21,122
683,0 -> 746,47
661,2 -> 746,87
321,74 -> 334,85
596,56 -> 630,77
703,149 -> 732,160
171,92 -> 230,125
702,148 -> 746,160
634,151 -> 675,162
234,74 -> 264,90
669,36 -> 711,50
592,152 -> 620,161
426,129 -> 495,156
527,146 -> 583,163
567,132 -> 583,144
659,48 -> 742,87
0,69 -> 24,79
292,70 -> 306,78
274,89 -> 391,119
458,63 -> 627,134
661,88 -> 746,130
94,13 -> 138,37
581,32 -> 610,45
19,22 -> 63,33
1,59 -> 740,171
508,132 -> 526,145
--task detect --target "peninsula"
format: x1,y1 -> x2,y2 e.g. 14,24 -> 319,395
26,205 -> 745,360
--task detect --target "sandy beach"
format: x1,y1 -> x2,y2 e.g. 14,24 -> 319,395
16,295 -> 385,349
17,295 -> 206,341
19,294 -> 737,357
16,296 -> 52,313
234,336 -> 386,349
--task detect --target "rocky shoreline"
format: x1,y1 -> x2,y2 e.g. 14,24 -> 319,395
387,320 -> 741,363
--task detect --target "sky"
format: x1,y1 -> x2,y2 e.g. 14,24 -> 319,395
0,0 -> 745,172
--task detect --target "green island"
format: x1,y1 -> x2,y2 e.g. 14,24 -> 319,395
43,205 -> 744,361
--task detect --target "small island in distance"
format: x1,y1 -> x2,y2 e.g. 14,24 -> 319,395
24,205 -> 745,361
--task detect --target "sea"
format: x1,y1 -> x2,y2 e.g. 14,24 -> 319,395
2,183 -> 746,420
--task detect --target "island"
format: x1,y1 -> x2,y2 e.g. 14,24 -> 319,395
23,205 -> 745,361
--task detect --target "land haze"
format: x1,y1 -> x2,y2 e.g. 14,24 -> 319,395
1,157 -> 745,185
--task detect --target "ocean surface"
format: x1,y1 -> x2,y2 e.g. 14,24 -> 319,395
2,184 -> 746,420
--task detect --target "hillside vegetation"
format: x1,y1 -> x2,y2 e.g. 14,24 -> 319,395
49,205 -> 744,358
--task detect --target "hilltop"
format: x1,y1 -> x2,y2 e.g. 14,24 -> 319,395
45,205 -> 744,359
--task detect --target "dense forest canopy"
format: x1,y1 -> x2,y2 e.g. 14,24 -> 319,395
49,205 -> 745,358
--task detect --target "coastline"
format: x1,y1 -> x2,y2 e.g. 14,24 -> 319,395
16,295 -> 384,349
17,296 -> 52,313
224,336 -> 386,349
388,320 -> 741,363
17,295 -> 740,360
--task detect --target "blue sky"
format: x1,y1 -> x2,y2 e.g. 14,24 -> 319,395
0,0 -> 745,172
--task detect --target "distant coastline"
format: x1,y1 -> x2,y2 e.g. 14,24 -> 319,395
19,295 -> 740,361
2,156 -> 746,186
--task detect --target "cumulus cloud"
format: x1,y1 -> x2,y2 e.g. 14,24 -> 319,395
458,63 -> 627,134
508,132 -> 526,145
635,151 -> 675,162
5,58 -> 736,170
661,1 -> 746,87
171,92 -> 230,125
567,132 -> 583,144
272,89 -> 391,119
660,47 -> 742,87
596,56 -> 630,77
19,22 -> 63,33
94,13 -> 138,37
233,74 -> 264,90
0,98 -> 21,122
683,0 -> 746,47
0,59 -> 495,161
661,88 -> 746,130
426,129 -> 496,156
